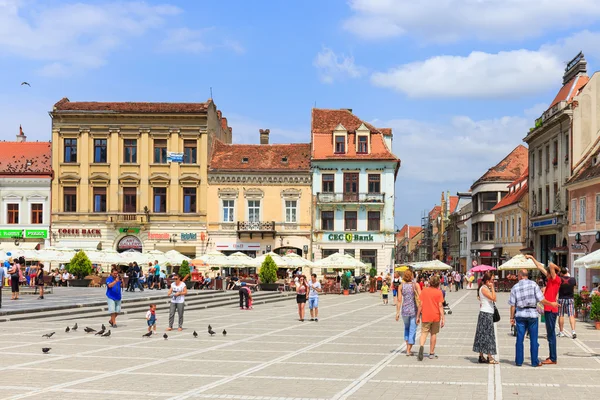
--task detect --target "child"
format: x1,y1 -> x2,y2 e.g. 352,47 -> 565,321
381,281 -> 389,305
247,289 -> 253,309
146,304 -> 157,333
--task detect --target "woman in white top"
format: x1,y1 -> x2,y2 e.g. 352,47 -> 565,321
472,272 -> 498,364
167,273 -> 187,331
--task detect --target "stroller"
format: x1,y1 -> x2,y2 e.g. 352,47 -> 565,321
441,289 -> 452,315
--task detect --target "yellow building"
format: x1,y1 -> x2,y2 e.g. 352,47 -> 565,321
50,98 -> 232,257
207,131 -> 312,260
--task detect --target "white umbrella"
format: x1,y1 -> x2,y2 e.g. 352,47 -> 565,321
163,250 -> 191,265
411,260 -> 452,271
282,252 -> 314,268
573,249 -> 600,269
227,252 -> 260,267
36,247 -> 76,263
255,252 -> 288,268
313,252 -> 366,269
498,254 -> 543,270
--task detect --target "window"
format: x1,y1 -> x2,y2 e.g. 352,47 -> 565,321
553,141 -> 558,165
222,200 -> 234,222
517,216 -> 521,238
580,197 -> 586,223
511,217 -> 515,238
538,149 -> 542,175
94,139 -> 107,163
481,222 -> 494,241
285,200 -> 297,223
344,211 -> 357,231
322,174 -> 334,193
7,204 -> 19,224
321,211 -> 334,230
545,145 -> 550,171
63,187 -> 77,212
153,187 -> 166,213
545,186 -> 550,213
367,211 -> 380,231
64,138 -> 77,163
498,219 -> 502,239
93,187 -> 106,212
472,223 -> 479,242
248,200 -> 260,222
360,249 -> 377,269
596,194 -> 600,222
323,249 -> 337,258
183,140 -> 197,164
538,188 -> 543,214
565,133 -> 569,161
335,136 -> 345,153
357,136 -> 368,153
368,174 -> 381,194
344,249 -> 355,257
123,187 -> 137,213
481,192 -> 497,211
531,152 -> 535,176
153,139 -> 167,164
183,188 -> 196,213
572,198 -> 577,224
123,139 -> 137,163
31,203 -> 43,224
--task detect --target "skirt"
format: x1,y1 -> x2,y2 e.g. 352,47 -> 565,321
472,311 -> 496,355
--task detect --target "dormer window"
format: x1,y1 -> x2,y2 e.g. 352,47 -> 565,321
335,136 -> 345,153
242,157 -> 248,163
281,156 -> 288,163
357,136 -> 368,153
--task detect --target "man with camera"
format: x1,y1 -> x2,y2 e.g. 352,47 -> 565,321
106,267 -> 122,328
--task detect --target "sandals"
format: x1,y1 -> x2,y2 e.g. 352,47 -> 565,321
478,355 -> 488,364
487,357 -> 499,364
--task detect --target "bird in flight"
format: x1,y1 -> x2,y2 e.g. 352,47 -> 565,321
142,331 -> 153,338
21,82 -> 30,87
42,332 -> 55,338
102,330 -> 111,337
42,348 -> 51,354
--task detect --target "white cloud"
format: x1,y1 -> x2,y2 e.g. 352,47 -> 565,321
313,47 -> 366,84
159,28 -> 245,55
344,0 -> 600,42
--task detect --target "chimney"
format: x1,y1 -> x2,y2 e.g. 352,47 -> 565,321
563,52 -> 587,85
259,129 -> 270,145
17,125 -> 26,142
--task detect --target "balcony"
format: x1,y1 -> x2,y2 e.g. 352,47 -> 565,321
316,192 -> 385,204
237,221 -> 276,239
107,213 -> 147,225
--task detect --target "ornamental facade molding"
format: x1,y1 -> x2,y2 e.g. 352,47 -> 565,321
208,174 -> 311,185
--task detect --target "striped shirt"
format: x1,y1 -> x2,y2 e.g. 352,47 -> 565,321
508,279 -> 544,319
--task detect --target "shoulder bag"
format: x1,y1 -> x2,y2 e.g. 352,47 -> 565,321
412,282 -> 422,308
493,303 -> 501,323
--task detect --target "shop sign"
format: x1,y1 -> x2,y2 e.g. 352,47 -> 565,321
326,232 -> 376,243
25,229 -> 48,239
180,232 -> 197,241
117,235 -> 142,251
58,228 -> 101,236
148,232 -> 170,240
119,227 -> 140,234
0,229 -> 23,239
167,152 -> 184,163
531,218 -> 557,228
215,242 -> 260,251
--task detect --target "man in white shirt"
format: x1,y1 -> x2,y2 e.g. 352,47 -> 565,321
61,271 -> 70,286
308,274 -> 322,322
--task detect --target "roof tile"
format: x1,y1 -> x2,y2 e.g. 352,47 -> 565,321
209,140 -> 310,172
53,97 -> 211,114
472,145 -> 528,187
0,141 -> 52,175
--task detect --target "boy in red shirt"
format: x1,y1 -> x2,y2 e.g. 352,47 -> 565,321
416,275 -> 445,361
526,255 -> 561,364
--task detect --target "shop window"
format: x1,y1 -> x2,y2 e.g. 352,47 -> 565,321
153,187 -> 166,213
344,211 -> 357,231
183,188 -> 196,213
321,211 -> 334,230
64,138 -> 77,163
322,174 -> 334,193
94,139 -> 107,163
153,139 -> 167,164
63,187 -> 77,212
93,187 -> 106,212
344,249 -> 355,257
323,249 -> 338,258
7,204 -> 19,224
360,249 -> 377,269
31,203 -> 43,224
123,139 -> 137,163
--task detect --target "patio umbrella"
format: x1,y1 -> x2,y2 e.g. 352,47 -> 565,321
573,249 -> 600,269
313,252 -> 366,269
395,265 -> 410,272
227,252 -> 260,267
255,252 -> 288,268
470,265 -> 496,273
411,260 -> 452,271
191,251 -> 229,268
498,254 -> 542,270
282,252 -> 314,268
35,247 -> 76,263
163,250 -> 192,265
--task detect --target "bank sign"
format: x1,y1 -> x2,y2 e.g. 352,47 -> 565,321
326,232 -> 378,243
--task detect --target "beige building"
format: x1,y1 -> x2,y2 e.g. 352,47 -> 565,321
206,131 -> 312,260
50,98 -> 232,257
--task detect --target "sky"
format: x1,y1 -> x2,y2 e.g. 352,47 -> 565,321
2,0 -> 600,228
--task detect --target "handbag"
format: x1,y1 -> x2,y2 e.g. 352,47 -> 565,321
412,282 -> 421,308
493,303 -> 501,323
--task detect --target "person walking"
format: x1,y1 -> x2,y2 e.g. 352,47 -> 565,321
396,270 -> 420,356
454,272 -> 461,292
557,267 -> 577,339
106,267 -> 122,328
416,275 -> 445,361
508,268 -> 558,367
473,272 -> 498,364
36,262 -> 45,300
527,255 -> 561,365
296,275 -> 308,322
8,258 -> 20,300
308,273 -> 321,322
167,273 -> 187,331
392,272 -> 401,306
152,260 -> 161,290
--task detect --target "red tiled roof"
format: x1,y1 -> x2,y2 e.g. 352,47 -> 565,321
448,196 -> 459,213
491,178 -> 528,211
0,142 -> 52,175
568,147 -> 600,185
209,140 -> 310,172
472,145 -> 528,187
397,224 -> 422,240
53,97 -> 211,114
548,75 -> 589,109
429,205 -> 441,220
380,128 -> 393,137
311,109 -> 400,162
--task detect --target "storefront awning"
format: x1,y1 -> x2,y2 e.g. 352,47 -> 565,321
0,242 -> 41,250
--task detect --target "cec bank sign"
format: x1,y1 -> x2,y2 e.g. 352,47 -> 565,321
325,232 -> 381,243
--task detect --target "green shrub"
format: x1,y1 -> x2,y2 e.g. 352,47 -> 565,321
341,273 -> 350,290
590,295 -> 600,322
179,260 -> 190,279
259,255 -> 278,284
369,267 -> 377,278
67,250 -> 93,279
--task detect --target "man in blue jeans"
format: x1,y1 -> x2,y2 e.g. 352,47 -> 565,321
509,268 -> 558,367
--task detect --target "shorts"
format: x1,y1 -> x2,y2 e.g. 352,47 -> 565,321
296,294 -> 307,304
107,298 -> 122,313
558,298 -> 575,317
308,297 -> 319,309
147,317 -> 156,327
392,289 -> 398,297
382,294 -> 389,299
421,321 -> 440,335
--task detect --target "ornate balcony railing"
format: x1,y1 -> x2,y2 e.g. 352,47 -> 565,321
316,192 -> 385,203
237,221 -> 276,238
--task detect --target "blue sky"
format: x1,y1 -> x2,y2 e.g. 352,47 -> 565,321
2,0 -> 600,228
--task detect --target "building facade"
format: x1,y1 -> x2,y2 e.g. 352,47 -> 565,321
50,98 -> 232,257
395,225 -> 421,264
456,199 -> 472,272
206,133 -> 312,258
0,130 -> 52,250
310,109 -> 400,274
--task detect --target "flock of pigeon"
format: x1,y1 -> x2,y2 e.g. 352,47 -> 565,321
41,323 -> 227,354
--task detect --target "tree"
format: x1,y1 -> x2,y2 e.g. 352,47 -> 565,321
67,250 -> 93,279
259,255 -> 278,284
179,260 -> 191,281
341,273 -> 350,290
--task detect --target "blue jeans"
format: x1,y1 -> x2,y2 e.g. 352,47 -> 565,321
544,311 -> 558,362
515,317 -> 539,366
402,315 -> 417,345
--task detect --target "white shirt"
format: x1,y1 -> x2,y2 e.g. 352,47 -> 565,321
308,281 -> 321,298
170,282 -> 186,304
62,272 -> 70,280
479,286 -> 494,314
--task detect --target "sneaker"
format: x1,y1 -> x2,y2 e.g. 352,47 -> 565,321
557,331 -> 565,337
572,331 -> 577,339
429,353 -> 438,359
309,318 -> 314,321
314,318 -> 318,322
417,346 -> 424,361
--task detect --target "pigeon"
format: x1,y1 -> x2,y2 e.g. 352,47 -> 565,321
222,329 -> 227,336
142,331 -> 153,338
65,326 -> 70,333
21,82 -> 30,87
101,324 -> 106,331
84,327 -> 96,333
208,329 -> 215,336
72,323 -> 78,331
208,324 -> 212,331
42,332 -> 55,338
42,348 -> 51,354
163,333 -> 168,340
193,331 -> 198,338
101,330 -> 111,337
95,328 -> 106,336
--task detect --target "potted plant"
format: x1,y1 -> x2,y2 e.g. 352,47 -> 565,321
574,293 -> 582,318
341,273 -> 350,296
179,260 -> 193,289
590,294 -> 600,330
259,255 -> 279,291
369,267 -> 377,293
66,250 -> 93,287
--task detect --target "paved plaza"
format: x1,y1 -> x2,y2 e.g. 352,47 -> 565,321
0,289 -> 598,400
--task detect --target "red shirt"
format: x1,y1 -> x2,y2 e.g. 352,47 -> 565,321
544,274 -> 561,313
420,287 -> 444,322
419,281 -> 425,290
